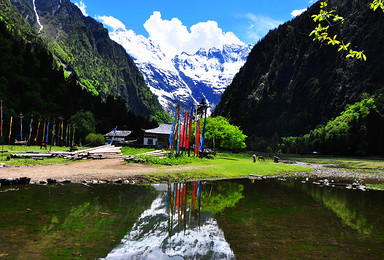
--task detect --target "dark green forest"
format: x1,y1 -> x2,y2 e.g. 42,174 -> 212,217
7,0 -> 170,122
281,95 -> 384,156
214,0 -> 384,155
0,1 -> 158,144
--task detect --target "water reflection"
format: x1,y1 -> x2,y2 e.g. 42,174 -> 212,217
1,178 -> 383,259
104,182 -> 236,259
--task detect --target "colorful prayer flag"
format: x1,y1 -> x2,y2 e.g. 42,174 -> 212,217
199,106 -> 207,152
8,116 -> 12,140
34,120 -> 40,142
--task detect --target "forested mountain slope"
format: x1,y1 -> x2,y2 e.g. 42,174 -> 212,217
213,0 -> 384,144
0,0 -> 158,140
8,0 -> 168,121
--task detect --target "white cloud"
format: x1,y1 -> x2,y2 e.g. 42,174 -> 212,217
291,8 -> 307,17
244,14 -> 282,43
143,11 -> 243,58
95,15 -> 127,31
74,1 -> 88,16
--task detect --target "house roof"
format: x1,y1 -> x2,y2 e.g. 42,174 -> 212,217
104,130 -> 132,137
143,124 -> 173,135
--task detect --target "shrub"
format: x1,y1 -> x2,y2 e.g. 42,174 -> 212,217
85,133 -> 105,147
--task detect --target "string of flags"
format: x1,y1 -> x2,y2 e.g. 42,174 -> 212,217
0,109 -> 76,147
169,98 -> 209,157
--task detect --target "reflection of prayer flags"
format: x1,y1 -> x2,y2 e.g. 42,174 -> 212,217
8,116 -> 12,140
192,182 -> 197,212
34,120 -> 40,142
176,188 -> 180,211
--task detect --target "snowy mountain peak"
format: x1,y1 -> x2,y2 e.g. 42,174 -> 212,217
110,29 -> 252,114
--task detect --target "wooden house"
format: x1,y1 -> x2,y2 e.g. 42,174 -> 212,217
142,124 -> 173,148
104,130 -> 137,145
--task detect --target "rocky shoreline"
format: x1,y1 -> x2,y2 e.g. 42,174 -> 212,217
1,160 -> 384,188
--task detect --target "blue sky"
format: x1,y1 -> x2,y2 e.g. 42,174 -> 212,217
71,0 -> 315,56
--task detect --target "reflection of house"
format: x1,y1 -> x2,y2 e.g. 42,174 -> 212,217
104,130 -> 137,145
143,124 -> 172,148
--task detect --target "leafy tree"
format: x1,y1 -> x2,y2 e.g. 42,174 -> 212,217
69,111 -> 96,143
204,116 -> 247,150
281,95 -> 384,155
311,0 -> 384,60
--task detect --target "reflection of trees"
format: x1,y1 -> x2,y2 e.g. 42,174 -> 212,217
30,185 -> 158,259
307,187 -> 373,235
282,180 -> 375,235
201,182 -> 244,214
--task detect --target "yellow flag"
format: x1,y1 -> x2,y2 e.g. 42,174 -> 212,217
8,116 -> 12,140
34,120 -> 40,142
61,121 -> 64,141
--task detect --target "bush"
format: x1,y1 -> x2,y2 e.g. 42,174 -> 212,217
85,133 -> 105,147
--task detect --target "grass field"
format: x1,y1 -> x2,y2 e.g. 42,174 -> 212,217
136,153 -> 312,182
0,145 -> 82,166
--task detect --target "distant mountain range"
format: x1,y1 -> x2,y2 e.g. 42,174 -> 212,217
109,28 -> 252,113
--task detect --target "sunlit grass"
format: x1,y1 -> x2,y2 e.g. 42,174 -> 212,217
141,153 -> 312,182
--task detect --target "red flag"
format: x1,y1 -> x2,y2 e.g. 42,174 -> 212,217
180,123 -> 184,148
187,105 -> 193,149
192,182 -> 197,212
195,119 -> 200,155
184,112 -> 188,148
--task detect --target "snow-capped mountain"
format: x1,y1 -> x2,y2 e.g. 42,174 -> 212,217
109,28 -> 252,114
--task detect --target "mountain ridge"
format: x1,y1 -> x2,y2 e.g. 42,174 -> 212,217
9,0 -> 168,121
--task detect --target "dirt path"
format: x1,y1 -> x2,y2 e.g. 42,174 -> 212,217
0,159 -> 191,183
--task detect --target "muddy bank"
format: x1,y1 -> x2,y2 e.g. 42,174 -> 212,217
0,158 -> 195,184
1,159 -> 384,186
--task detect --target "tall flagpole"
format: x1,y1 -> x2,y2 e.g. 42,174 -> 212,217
8,116 -> 13,145
0,99 -> 3,138
28,115 -> 33,146
1,100 -> 3,160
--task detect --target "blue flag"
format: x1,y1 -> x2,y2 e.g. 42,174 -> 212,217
110,126 -> 117,145
199,107 -> 207,152
46,122 -> 50,143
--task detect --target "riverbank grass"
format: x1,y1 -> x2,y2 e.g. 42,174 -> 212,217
139,153 -> 312,182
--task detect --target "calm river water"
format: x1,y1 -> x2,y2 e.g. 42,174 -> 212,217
0,178 -> 383,259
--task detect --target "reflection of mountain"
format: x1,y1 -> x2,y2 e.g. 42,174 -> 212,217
104,187 -> 235,259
